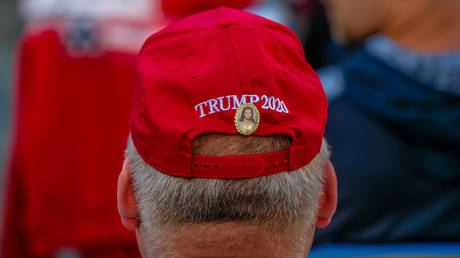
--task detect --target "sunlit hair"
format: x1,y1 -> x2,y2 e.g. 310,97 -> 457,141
125,134 -> 330,256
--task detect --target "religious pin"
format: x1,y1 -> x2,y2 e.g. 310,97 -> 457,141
234,103 -> 260,136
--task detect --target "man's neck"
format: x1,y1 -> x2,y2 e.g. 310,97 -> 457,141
382,0 -> 460,52
148,222 -> 313,258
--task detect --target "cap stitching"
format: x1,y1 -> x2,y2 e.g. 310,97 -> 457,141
226,30 -> 244,92
217,9 -> 244,93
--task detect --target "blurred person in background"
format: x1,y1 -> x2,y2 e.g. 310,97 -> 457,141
1,0 -> 165,257
316,0 -> 460,244
1,0 -> 285,257
247,0 -> 332,69
284,0 -> 331,69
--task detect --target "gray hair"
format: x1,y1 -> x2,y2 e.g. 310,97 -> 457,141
125,135 -> 330,251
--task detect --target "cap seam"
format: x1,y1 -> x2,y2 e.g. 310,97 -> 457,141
217,9 -> 244,93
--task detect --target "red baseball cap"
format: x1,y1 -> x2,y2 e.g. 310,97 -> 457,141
161,0 -> 254,20
131,7 -> 327,179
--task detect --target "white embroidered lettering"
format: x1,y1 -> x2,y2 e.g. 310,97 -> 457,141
194,101 -> 209,118
261,95 -> 270,109
218,96 -> 231,111
248,95 -> 260,104
275,98 -> 283,112
281,101 -> 289,113
232,95 -> 247,109
195,94 -> 289,118
207,99 -> 220,114
268,96 -> 276,110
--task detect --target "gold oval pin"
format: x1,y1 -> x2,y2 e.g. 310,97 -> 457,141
234,103 -> 260,136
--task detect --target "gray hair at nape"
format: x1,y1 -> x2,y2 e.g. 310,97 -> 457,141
125,134 -> 330,247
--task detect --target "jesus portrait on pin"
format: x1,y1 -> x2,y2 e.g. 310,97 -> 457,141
234,103 -> 259,135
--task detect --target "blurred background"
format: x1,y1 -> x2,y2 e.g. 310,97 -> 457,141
1,0 -> 459,257
0,0 -> 21,196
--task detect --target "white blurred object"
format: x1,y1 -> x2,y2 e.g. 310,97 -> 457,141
317,65 -> 346,101
19,0 -> 160,22
246,0 -> 293,27
20,0 -> 167,54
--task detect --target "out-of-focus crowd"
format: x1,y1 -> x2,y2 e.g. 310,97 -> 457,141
1,0 -> 459,257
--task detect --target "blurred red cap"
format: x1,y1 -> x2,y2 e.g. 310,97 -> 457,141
161,0 -> 255,20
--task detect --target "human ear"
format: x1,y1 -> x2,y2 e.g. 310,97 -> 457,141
316,160 -> 338,229
117,160 -> 140,231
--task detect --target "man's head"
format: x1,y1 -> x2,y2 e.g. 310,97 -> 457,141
118,7 -> 337,257
120,134 -> 336,257
320,0 -> 385,44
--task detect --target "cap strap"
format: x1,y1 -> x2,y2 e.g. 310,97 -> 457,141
191,150 -> 290,178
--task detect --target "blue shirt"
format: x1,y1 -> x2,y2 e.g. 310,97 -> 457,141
315,36 -> 460,243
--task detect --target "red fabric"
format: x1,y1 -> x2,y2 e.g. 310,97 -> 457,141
192,150 -> 291,178
161,0 -> 254,20
131,8 -> 328,179
2,27 -> 140,257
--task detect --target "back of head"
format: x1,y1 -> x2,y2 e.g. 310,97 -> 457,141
126,134 -> 330,257
119,7 -> 334,258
